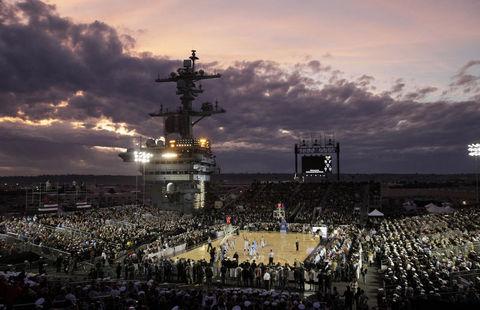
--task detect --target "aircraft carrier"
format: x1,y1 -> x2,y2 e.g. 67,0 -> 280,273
119,50 -> 225,212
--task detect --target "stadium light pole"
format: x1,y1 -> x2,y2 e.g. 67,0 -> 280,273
134,150 -> 153,206
143,164 -> 145,205
468,143 -> 480,204
133,138 -> 139,207
135,168 -> 138,206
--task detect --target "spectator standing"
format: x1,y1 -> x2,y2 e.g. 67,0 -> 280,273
343,285 -> 353,310
268,249 -> 274,265
263,269 -> 271,290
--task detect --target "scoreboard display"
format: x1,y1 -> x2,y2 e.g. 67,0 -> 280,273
302,155 -> 332,174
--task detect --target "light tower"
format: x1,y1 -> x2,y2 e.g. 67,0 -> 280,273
468,143 -> 480,204
133,150 -> 153,205
119,51 -> 225,212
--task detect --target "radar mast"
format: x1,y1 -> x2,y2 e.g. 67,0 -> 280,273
149,50 -> 225,138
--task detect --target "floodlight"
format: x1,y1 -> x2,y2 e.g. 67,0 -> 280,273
156,136 -> 166,146
468,143 -> 480,157
134,151 -> 153,163
161,152 -> 178,159
199,138 -> 208,147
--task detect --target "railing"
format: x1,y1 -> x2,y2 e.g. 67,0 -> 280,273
0,260 -> 36,272
1,233 -> 71,260
299,183 -> 333,224
432,240 -> 480,259
288,202 -> 304,222
285,183 -> 305,221
144,225 -> 234,259
104,219 -> 136,227
450,268 -> 480,283
146,243 -> 187,259
41,224 -> 94,237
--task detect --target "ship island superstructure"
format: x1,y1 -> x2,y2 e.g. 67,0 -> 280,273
119,51 -> 225,212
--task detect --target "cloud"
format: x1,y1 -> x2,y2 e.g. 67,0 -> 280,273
0,0 -> 479,175
356,75 -> 375,89
199,60 -> 479,173
450,60 -> 480,95
403,86 -> 438,101
385,78 -> 405,96
0,0 -> 178,121
322,52 -> 333,59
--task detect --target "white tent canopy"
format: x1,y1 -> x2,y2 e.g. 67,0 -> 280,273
368,209 -> 384,217
425,203 -> 455,214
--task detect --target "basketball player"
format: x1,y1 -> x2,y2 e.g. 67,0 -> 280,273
243,237 -> 249,255
260,236 -> 266,248
207,236 -> 213,252
249,242 -> 255,257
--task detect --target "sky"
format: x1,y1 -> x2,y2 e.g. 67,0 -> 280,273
0,0 -> 479,175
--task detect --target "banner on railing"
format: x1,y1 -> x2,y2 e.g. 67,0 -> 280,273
38,204 -> 59,212
148,243 -> 187,259
174,243 -> 186,253
312,226 -> 328,239
76,202 -> 92,209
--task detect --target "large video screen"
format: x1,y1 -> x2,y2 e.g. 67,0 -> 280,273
302,155 -> 332,174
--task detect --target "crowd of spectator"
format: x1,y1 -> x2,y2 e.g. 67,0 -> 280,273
0,219 -> 370,309
0,269 -> 336,309
1,206 -> 220,263
305,225 -> 364,284
207,181 -> 373,228
365,208 -> 480,308
6,180 -> 480,309
300,183 -> 367,226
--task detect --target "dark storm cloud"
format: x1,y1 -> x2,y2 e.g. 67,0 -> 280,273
199,61 -> 480,173
0,0 -> 177,122
0,0 -> 479,175
0,0 -> 177,174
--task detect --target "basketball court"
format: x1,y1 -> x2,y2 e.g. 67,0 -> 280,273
174,230 -> 319,265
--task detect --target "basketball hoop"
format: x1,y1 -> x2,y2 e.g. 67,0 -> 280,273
273,202 -> 286,220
